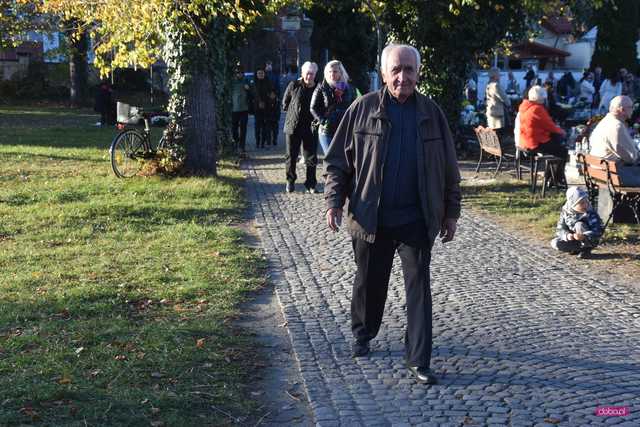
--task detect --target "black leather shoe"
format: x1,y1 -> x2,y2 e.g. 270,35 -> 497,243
352,341 -> 370,358
407,366 -> 438,384
286,182 -> 294,193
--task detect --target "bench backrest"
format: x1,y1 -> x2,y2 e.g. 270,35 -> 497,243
578,153 -> 623,187
602,159 -> 623,187
474,127 -> 502,157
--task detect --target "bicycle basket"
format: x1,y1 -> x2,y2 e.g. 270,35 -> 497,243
116,102 -> 142,125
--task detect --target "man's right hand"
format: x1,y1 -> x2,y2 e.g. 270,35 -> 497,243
326,208 -> 343,232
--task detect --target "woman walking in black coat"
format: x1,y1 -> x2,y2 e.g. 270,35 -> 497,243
311,60 -> 355,155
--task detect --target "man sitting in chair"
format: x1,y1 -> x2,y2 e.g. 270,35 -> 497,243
589,95 -> 640,186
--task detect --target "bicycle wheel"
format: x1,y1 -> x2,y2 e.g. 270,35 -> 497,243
110,130 -> 147,178
156,135 -> 166,151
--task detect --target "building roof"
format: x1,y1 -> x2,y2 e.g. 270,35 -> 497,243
541,17 -> 573,35
511,41 -> 570,59
0,41 -> 44,62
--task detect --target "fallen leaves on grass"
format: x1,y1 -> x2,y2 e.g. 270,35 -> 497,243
196,338 -> 205,349
18,406 -> 40,421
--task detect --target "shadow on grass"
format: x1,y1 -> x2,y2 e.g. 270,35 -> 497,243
589,252 -> 640,261
464,181 -> 530,194
70,205 -> 243,233
0,111 -> 98,129
0,126 -> 116,150
0,150 -> 104,163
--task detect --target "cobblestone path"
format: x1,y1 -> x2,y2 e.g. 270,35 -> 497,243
244,147 -> 640,427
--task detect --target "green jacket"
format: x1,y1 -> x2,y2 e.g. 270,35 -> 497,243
324,87 -> 461,244
231,78 -> 249,113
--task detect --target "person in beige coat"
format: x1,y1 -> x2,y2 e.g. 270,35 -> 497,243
589,95 -> 640,186
485,68 -> 511,130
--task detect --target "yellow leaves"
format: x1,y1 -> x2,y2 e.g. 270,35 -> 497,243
58,374 -> 72,384
35,0 -> 261,74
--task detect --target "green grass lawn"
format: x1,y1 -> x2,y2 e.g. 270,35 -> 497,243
0,106 -> 265,425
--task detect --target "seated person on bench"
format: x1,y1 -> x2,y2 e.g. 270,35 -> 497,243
518,85 -> 568,182
589,95 -> 640,185
550,187 -> 603,259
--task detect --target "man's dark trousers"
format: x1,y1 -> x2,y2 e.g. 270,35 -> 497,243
254,112 -> 267,148
351,220 -> 433,368
285,129 -> 317,189
232,111 -> 248,152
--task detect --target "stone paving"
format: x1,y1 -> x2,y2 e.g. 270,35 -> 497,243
243,145 -> 640,427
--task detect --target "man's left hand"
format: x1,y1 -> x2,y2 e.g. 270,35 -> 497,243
440,218 -> 457,243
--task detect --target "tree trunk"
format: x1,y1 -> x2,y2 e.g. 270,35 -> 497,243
67,28 -> 88,106
184,71 -> 217,175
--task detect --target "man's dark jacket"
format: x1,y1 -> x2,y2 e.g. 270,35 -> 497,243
282,79 -> 314,135
324,87 -> 461,244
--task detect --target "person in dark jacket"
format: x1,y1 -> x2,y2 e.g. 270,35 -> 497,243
94,81 -> 113,126
251,68 -> 274,149
550,187 -> 603,259
264,89 -> 281,147
311,60 -> 355,155
231,68 -> 250,155
324,44 -> 461,385
524,65 -> 536,93
265,60 -> 281,146
282,61 -> 319,193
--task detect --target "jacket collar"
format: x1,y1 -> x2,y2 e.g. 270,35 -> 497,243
372,86 -> 431,124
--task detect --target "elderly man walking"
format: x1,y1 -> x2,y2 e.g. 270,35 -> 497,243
324,43 -> 461,385
282,61 -> 319,193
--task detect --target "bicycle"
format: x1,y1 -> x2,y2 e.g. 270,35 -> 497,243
109,105 -> 189,178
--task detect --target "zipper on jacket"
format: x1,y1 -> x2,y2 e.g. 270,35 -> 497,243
374,118 -> 392,225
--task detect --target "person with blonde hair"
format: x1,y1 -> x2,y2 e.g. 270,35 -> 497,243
311,60 -> 356,155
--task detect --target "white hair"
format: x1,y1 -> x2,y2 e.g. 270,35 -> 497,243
528,85 -> 547,104
324,60 -> 349,86
301,61 -> 318,75
609,95 -> 633,113
488,67 -> 501,80
380,43 -> 421,74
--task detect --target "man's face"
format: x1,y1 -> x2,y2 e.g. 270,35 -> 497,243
302,69 -> 316,86
383,47 -> 418,102
265,62 -> 272,72
620,101 -> 633,120
328,66 -> 341,83
595,67 -> 602,74
621,68 -> 628,77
